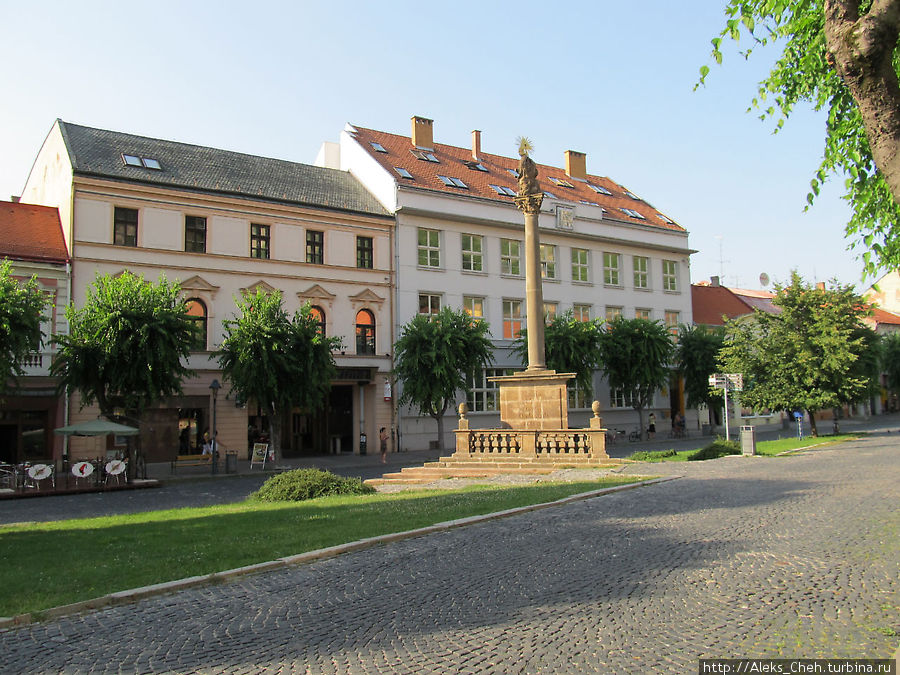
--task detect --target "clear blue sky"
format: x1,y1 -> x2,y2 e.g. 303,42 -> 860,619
0,0 -> 868,290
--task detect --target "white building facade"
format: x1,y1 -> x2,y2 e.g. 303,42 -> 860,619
320,116 -> 695,450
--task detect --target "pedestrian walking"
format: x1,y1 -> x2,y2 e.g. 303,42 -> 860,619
648,413 -> 656,439
379,427 -> 388,464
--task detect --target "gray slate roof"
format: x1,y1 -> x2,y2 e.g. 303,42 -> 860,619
57,121 -> 389,217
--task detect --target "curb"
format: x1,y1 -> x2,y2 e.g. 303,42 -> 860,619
0,475 -> 677,630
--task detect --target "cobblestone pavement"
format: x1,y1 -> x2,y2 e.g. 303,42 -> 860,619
2,434 -> 897,674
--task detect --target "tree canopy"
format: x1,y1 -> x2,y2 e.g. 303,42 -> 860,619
512,310 -> 603,393
393,307 -> 493,451
217,289 -> 341,461
598,317 -> 674,440
718,271 -> 875,435
52,271 -> 196,417
676,323 -> 726,412
880,330 -> 900,391
0,259 -> 48,394
701,0 -> 900,277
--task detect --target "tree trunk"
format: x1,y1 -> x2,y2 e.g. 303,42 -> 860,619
824,0 -> 900,203
807,409 -> 820,437
269,404 -> 283,463
635,407 -> 646,441
432,400 -> 449,453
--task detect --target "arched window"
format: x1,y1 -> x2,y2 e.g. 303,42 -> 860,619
355,309 -> 375,355
309,305 -> 326,336
185,298 -> 208,351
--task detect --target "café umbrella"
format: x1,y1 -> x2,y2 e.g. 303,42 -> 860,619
54,419 -> 140,437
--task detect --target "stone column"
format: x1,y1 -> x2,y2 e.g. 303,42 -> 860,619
515,192 -> 546,371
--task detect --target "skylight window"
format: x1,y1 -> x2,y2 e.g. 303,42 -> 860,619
508,168 -> 520,179
464,160 -> 488,172
438,175 -> 468,189
588,183 -> 612,195
122,153 -> 161,170
411,149 -> 440,163
624,190 -> 641,200
620,208 -> 646,219
371,142 -> 387,153
580,200 -> 600,206
489,184 -> 517,197
657,213 -> 674,224
543,190 -> 558,199
394,167 -> 414,179
549,177 -> 575,188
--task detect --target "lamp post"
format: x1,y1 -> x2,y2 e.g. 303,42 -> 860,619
210,379 -> 220,475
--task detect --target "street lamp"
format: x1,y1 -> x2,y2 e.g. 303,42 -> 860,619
210,379 -> 220,475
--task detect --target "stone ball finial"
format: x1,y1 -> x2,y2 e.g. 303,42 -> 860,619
458,402 -> 468,418
592,400 -> 601,417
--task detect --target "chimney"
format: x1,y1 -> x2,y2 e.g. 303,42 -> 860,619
711,275 -> 720,287
565,150 -> 587,180
10,195 -> 20,203
411,116 -> 434,150
472,130 -> 482,160
816,281 -> 826,290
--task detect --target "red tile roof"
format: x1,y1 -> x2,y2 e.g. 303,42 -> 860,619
349,125 -> 684,232
0,201 -> 68,264
691,284 -> 777,325
870,307 -> 900,326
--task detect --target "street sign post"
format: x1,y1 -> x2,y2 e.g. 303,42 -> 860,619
708,373 -> 743,441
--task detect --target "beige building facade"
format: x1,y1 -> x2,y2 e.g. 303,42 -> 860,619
21,121 -> 394,462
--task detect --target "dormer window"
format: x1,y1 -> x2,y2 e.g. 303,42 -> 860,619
588,183 -> 612,195
411,149 -> 440,163
394,167 -> 414,179
438,175 -> 468,189
371,142 -> 387,153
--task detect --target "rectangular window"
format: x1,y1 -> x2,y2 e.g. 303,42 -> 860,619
463,296 -> 484,319
633,255 -> 649,289
662,259 -> 678,291
610,387 -> 634,409
467,367 -> 519,412
573,304 -> 591,322
461,234 -> 484,272
635,308 -> 652,320
418,293 -> 441,314
184,215 -> 206,253
544,302 -> 558,319
306,230 -> 324,264
357,236 -> 373,269
605,306 -> 623,324
250,223 -> 270,259
113,207 -> 138,247
665,310 -> 680,336
603,252 -> 620,286
571,248 -> 589,283
503,300 -> 524,339
417,228 -> 440,268
540,244 -> 557,279
568,381 -> 592,409
501,239 -> 522,276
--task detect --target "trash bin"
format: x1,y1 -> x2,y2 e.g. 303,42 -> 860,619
359,432 -> 367,456
225,450 -> 238,474
740,425 -> 756,456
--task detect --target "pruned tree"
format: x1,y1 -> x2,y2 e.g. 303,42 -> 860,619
51,271 -> 196,475
598,317 -> 675,440
718,271 -> 875,436
513,310 -> 603,400
393,307 -> 493,451
882,331 -> 900,395
217,289 -> 341,462
0,259 -> 48,394
676,323 -> 726,422
701,0 -> 900,277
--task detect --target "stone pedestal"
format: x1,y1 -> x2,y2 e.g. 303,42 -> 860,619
490,369 -> 575,430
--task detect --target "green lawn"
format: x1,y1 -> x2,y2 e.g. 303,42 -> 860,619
0,477 -> 640,618
627,434 -> 859,462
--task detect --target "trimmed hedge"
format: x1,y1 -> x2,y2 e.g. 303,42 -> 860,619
688,439 -> 741,461
253,468 -> 375,502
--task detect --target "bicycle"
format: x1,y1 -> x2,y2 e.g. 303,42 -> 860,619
627,427 -> 641,442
